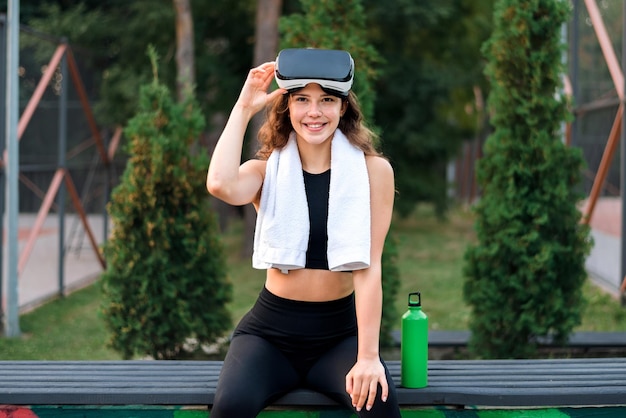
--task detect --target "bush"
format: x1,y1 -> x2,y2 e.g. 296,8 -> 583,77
463,0 -> 592,359
380,233 -> 401,348
100,49 -> 232,360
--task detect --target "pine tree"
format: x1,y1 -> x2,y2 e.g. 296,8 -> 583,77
463,0 -> 591,358
101,48 -> 231,360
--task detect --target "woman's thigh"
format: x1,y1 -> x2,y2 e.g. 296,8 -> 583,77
304,336 -> 402,418
210,334 -> 300,418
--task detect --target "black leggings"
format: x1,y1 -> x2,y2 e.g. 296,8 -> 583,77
210,287 -> 401,418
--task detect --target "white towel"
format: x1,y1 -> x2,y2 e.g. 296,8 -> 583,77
252,129 -> 371,273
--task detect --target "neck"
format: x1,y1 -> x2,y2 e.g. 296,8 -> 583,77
297,139 -> 331,174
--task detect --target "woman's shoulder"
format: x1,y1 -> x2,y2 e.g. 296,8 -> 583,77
365,155 -> 395,194
365,154 -> 394,176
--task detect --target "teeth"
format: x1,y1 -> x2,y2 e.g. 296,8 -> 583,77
307,124 -> 322,128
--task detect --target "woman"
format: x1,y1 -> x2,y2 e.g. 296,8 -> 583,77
206,48 -> 401,418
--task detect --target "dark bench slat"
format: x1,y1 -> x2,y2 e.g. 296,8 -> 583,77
391,330 -> 626,348
0,361 -> 223,371
405,357 -> 626,366
5,377 -> 626,389
0,392 -> 216,407
6,388 -> 626,409
399,387 -> 626,407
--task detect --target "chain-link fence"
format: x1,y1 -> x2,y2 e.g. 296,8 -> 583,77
571,0 -> 621,197
1,17 -> 127,316
570,0 -> 623,295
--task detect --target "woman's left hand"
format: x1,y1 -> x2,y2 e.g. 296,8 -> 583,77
345,357 -> 389,412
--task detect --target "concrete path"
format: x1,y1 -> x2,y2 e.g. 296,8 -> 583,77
584,197 -> 623,294
2,213 -> 107,313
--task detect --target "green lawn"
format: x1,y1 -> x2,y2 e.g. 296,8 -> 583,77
0,204 -> 624,360
0,284 -> 120,360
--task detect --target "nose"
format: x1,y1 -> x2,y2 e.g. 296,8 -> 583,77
307,102 -> 322,117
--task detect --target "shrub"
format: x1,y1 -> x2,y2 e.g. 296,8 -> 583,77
380,233 -> 401,348
463,0 -> 592,358
100,49 -> 231,360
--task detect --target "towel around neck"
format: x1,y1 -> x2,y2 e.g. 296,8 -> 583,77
252,129 -> 371,273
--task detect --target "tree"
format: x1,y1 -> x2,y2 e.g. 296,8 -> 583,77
23,0 -> 256,127
463,0 -> 591,359
100,49 -> 231,360
280,0 -> 398,347
173,0 -> 195,101
19,0 -> 495,219
364,0 -> 493,217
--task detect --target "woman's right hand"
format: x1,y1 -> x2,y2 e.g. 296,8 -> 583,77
206,62 -> 284,206
236,62 -> 287,115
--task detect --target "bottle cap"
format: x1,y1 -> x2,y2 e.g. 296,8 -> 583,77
408,292 -> 421,307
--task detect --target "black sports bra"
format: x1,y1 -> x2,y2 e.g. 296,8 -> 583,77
303,169 -> 330,270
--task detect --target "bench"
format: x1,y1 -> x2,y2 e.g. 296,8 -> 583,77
1,358 -> 625,417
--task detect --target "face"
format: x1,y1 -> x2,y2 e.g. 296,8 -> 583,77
288,83 -> 346,146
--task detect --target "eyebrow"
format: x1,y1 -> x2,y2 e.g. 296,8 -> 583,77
291,92 -> 335,99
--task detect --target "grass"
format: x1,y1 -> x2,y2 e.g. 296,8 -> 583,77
1,204 -> 624,360
392,206 -> 477,330
0,284 -> 120,360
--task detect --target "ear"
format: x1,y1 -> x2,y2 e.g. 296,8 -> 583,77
341,100 -> 348,116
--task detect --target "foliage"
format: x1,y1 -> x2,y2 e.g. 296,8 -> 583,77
22,0 -> 255,127
364,0 -> 493,217
463,0 -> 592,359
380,233 -> 401,348
17,0 -> 496,219
279,0 -> 382,122
100,48 -> 231,360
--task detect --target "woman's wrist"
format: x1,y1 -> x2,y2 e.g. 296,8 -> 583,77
357,346 -> 380,361
231,101 -> 256,121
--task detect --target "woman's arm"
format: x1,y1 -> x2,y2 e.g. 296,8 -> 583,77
206,62 -> 285,206
345,155 -> 395,412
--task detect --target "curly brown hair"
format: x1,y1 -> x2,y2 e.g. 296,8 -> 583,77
256,91 -> 380,159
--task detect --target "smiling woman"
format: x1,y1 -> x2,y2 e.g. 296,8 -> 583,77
205,49 -> 401,417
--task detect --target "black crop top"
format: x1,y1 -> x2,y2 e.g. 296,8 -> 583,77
303,169 -> 330,270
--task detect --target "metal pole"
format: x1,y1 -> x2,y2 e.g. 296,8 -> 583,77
4,0 -> 20,337
57,42 -> 67,297
0,14 -> 7,332
621,0 -> 626,305
571,0 -> 579,147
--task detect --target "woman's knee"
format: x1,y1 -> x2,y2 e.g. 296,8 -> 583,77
210,390 -> 264,418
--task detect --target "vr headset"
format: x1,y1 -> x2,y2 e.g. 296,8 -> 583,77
274,48 -> 354,98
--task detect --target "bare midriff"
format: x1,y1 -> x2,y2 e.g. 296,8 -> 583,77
265,268 -> 354,302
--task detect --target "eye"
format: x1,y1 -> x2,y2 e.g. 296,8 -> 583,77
294,96 -> 308,102
322,97 -> 336,102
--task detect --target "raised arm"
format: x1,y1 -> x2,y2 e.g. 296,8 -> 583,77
206,62 -> 286,206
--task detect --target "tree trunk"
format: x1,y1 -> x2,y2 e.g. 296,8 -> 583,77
241,0 -> 283,258
173,0 -> 195,101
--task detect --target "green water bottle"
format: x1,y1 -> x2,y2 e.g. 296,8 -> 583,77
401,292 -> 428,388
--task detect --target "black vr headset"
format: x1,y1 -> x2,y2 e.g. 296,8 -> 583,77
274,48 -> 354,98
